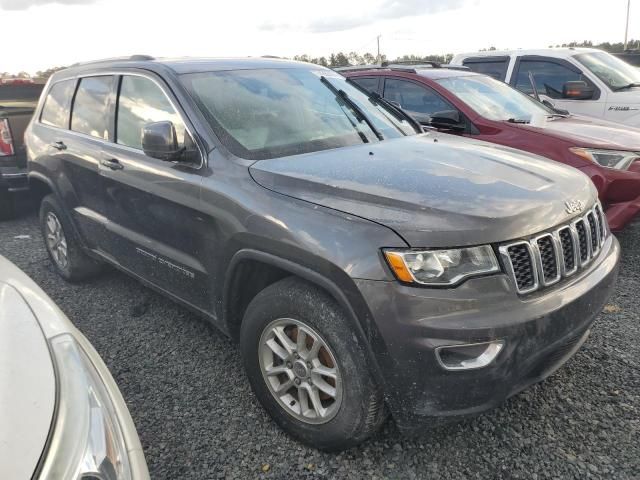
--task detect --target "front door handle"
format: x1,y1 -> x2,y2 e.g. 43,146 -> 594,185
100,158 -> 124,171
50,141 -> 67,151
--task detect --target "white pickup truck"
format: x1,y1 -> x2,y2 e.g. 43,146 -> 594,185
450,48 -> 640,127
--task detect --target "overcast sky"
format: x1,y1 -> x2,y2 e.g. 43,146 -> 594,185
2,0 -> 638,74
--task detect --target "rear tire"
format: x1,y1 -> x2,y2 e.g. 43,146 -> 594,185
240,277 -> 386,451
39,194 -> 102,282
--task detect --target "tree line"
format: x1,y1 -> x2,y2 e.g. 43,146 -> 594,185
2,39 -> 638,80
548,40 -> 640,52
292,40 -> 639,68
292,52 -> 454,67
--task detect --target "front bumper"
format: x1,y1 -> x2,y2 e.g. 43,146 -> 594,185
604,196 -> 640,231
578,163 -> 640,230
356,235 -> 620,433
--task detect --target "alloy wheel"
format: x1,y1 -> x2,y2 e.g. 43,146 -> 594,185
259,318 -> 342,424
45,212 -> 68,269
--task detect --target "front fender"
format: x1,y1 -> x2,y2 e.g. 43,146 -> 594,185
223,248 -> 392,393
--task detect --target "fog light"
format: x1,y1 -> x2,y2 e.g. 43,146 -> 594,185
435,340 -> 504,371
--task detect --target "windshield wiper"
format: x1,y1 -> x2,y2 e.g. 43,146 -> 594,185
613,82 -> 640,91
506,118 -> 530,124
344,78 -> 422,133
320,76 -> 384,141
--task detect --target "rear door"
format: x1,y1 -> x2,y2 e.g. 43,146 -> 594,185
99,73 -> 208,309
29,77 -> 111,248
65,75 -> 116,247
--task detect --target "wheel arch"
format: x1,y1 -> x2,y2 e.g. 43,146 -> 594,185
223,249 -> 388,387
28,172 -> 55,205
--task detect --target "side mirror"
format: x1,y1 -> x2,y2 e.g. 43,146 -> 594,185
407,111 -> 431,127
429,110 -> 465,131
541,99 -> 555,109
562,81 -> 595,100
142,121 -> 183,161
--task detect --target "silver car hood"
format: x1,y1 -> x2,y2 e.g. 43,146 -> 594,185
0,281 -> 56,480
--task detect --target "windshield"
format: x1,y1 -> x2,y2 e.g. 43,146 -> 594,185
436,74 -> 555,122
574,51 -> 640,90
180,69 -> 417,160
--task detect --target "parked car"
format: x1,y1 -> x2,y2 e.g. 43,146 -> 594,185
25,56 -> 620,450
342,65 -> 640,230
450,48 -> 640,128
0,255 -> 149,480
0,82 -> 43,219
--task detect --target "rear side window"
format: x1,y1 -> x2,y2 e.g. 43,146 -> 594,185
462,58 -> 509,80
116,75 -> 187,150
383,78 -> 453,116
71,76 -> 115,139
514,59 -> 595,99
40,80 -> 75,128
350,77 -> 379,93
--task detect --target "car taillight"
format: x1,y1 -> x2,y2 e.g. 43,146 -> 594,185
0,118 -> 15,156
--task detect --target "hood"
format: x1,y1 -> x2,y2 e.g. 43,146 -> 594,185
0,281 -> 56,480
509,114 -> 640,151
249,133 -> 597,247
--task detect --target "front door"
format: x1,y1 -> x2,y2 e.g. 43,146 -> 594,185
100,73 -> 208,310
510,56 -> 605,118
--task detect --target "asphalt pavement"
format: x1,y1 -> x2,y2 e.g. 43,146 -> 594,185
1,212 -> 638,479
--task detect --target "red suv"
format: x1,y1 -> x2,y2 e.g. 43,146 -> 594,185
341,65 -> 640,230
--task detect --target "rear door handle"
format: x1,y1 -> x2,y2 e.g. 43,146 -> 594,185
50,141 -> 67,151
100,158 -> 124,170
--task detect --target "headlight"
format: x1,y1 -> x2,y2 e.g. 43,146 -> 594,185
37,334 -> 133,480
383,245 -> 500,286
570,147 -> 640,170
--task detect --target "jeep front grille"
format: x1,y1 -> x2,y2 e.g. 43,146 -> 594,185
575,219 -> 589,262
499,202 -> 609,295
506,243 -> 536,291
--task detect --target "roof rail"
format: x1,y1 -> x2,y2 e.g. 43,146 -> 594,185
333,64 -> 383,72
70,54 -> 155,67
384,60 -> 441,68
334,62 -> 470,75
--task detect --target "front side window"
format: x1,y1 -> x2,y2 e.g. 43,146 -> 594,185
40,80 -> 75,128
71,76 -> 114,139
116,76 -> 188,150
383,78 -> 453,116
514,59 -> 594,99
575,51 -> 640,91
180,68 -> 416,160
437,74 -> 553,122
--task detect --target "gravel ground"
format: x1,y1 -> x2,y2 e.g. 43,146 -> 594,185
1,211 -> 638,480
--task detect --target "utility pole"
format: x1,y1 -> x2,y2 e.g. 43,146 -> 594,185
377,35 -> 381,64
624,0 -> 631,50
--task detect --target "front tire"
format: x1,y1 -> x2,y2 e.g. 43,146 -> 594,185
39,194 -> 102,281
240,277 -> 386,451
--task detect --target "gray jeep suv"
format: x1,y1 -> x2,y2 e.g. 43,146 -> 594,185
24,56 -> 620,450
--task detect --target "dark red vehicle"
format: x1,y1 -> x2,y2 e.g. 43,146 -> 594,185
341,65 -> 640,230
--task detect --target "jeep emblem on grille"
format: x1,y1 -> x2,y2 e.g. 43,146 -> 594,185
565,200 -> 584,214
